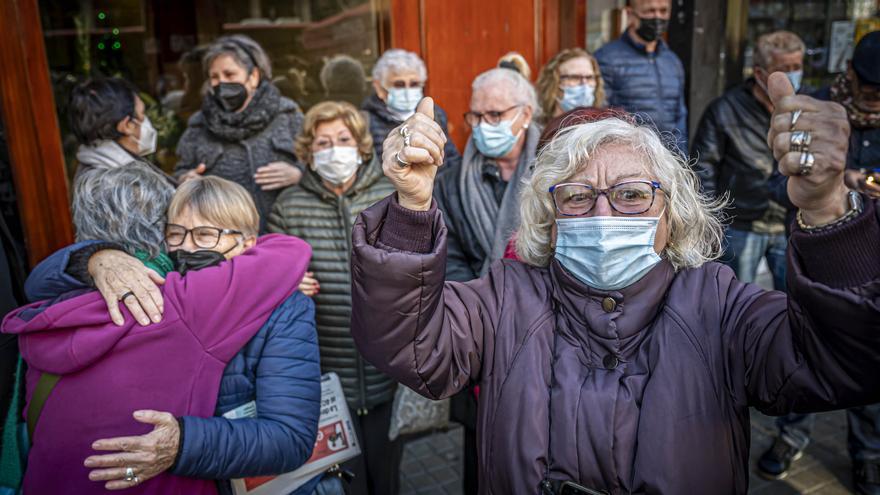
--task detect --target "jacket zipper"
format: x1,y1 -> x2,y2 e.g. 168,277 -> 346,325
337,195 -> 368,416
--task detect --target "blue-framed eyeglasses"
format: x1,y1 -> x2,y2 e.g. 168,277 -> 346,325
549,180 -> 662,216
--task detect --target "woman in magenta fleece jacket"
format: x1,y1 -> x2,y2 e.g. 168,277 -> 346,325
2,171 -> 312,495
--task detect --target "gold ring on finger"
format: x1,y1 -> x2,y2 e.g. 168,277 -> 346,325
790,109 -> 803,130
797,151 -> 815,176
395,151 -> 409,168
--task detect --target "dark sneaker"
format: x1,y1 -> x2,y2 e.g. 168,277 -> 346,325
855,461 -> 880,495
756,437 -> 804,480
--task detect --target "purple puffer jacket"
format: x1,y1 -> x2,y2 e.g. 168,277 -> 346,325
350,195 -> 880,495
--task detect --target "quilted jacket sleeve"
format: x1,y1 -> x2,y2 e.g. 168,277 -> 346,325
720,198 -> 880,414
23,240 -> 110,302
172,292 -> 321,478
349,195 -> 504,400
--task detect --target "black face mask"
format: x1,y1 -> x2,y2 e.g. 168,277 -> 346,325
635,16 -> 668,43
212,82 -> 249,112
169,249 -> 227,275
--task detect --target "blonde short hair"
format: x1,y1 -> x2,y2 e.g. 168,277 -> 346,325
754,31 -> 805,69
295,101 -> 373,165
516,118 -> 725,271
497,52 -> 532,80
536,48 -> 606,121
168,176 -> 260,238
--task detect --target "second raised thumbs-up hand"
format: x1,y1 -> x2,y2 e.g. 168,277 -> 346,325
765,71 -> 852,226
382,97 -> 448,211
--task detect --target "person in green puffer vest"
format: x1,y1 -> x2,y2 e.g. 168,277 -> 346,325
268,101 -> 399,495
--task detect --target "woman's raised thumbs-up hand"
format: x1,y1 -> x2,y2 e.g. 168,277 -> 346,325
766,71 -> 852,226
382,97 -> 448,211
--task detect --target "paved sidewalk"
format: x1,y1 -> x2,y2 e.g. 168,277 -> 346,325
400,410 -> 856,494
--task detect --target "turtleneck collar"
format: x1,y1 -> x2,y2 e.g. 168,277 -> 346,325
549,258 -> 676,358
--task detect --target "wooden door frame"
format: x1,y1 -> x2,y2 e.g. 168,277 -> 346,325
0,0 -> 73,268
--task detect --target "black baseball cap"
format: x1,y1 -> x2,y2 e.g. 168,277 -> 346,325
852,30 -> 880,86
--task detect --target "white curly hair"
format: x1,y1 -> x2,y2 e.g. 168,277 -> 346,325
515,117 -> 725,271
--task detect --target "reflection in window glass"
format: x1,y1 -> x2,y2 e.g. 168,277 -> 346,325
40,0 -> 383,176
743,0 -> 878,90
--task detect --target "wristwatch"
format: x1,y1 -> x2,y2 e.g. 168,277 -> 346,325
796,190 -> 864,233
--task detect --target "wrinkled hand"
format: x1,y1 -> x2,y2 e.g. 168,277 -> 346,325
84,410 -> 180,490
767,72 -> 851,225
382,97 -> 447,211
844,169 -> 880,198
89,250 -> 165,326
178,163 -> 206,184
255,161 -> 302,191
299,271 -> 320,297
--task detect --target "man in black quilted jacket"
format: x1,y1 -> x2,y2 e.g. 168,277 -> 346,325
691,30 -> 805,292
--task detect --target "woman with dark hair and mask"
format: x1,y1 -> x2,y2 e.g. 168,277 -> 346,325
69,77 -> 173,185
175,34 -> 304,232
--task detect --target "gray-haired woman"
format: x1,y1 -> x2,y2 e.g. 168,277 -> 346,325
361,49 -> 459,163
347,74 -> 880,495
175,34 -> 304,232
435,67 -> 542,282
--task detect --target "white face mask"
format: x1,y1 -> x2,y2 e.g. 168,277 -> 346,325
135,117 -> 158,156
312,146 -> 361,185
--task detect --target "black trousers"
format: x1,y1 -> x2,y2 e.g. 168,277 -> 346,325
343,400 -> 403,495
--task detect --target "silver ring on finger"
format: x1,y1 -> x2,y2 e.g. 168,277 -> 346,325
403,133 -> 412,148
399,125 -> 412,139
395,150 -> 410,168
790,109 -> 803,130
789,131 -> 811,153
124,467 -> 136,482
797,151 -> 815,176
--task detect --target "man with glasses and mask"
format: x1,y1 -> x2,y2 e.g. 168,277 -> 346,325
595,0 -> 687,155
757,31 -> 880,495
692,31 -> 805,293
428,67 -> 540,495
362,49 -> 459,163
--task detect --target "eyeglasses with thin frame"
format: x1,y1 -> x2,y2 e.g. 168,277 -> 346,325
389,80 -> 424,89
164,224 -> 243,249
464,104 -> 521,128
559,74 -> 598,87
549,180 -> 663,216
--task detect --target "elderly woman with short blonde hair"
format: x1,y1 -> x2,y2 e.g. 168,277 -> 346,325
348,73 -> 880,495
268,100 -> 401,495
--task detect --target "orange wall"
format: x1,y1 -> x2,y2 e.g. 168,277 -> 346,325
392,0 -> 573,151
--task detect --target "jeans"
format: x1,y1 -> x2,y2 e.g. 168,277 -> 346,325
776,405 -> 880,462
723,227 -> 787,291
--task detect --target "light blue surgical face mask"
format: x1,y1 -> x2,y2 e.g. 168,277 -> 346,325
472,110 -> 523,158
386,87 -> 423,115
786,70 -> 803,93
554,215 -> 662,290
559,84 -> 596,112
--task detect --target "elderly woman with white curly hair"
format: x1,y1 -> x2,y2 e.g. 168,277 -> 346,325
347,73 -> 880,495
361,48 -> 459,162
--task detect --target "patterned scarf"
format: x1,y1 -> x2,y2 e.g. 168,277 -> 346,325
830,72 -> 880,129
201,81 -> 282,142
